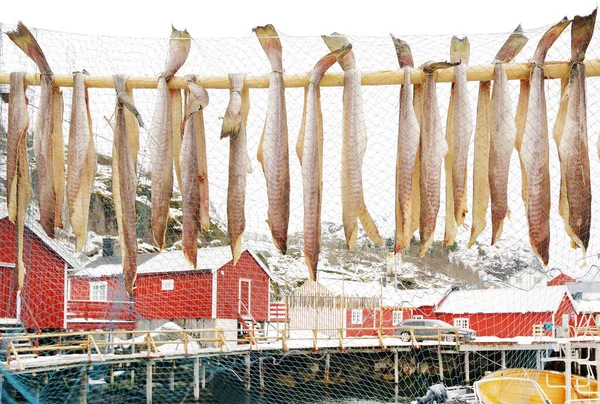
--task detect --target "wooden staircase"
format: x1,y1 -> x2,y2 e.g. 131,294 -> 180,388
0,323 -> 36,367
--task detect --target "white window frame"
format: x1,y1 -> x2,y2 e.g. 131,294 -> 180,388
67,279 -> 72,300
238,278 -> 252,315
393,310 -> 403,326
161,279 -> 174,291
89,281 -> 108,302
412,315 -> 423,320
454,318 -> 470,329
351,309 -> 363,325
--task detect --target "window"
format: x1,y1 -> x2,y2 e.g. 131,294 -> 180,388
67,279 -> 72,300
412,315 -> 423,320
90,281 -> 107,302
454,318 -> 470,329
351,309 -> 363,325
393,310 -> 403,325
162,279 -> 174,291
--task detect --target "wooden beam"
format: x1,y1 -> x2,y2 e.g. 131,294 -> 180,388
0,60 -> 599,89
146,362 -> 153,404
193,358 -> 200,400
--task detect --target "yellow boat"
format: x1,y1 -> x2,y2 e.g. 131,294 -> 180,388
475,368 -> 599,404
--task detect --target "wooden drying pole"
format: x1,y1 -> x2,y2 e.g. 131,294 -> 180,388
0,60 -> 599,89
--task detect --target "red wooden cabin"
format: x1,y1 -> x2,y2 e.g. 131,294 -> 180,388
0,211 -> 83,332
434,286 -> 576,338
67,246 -> 273,332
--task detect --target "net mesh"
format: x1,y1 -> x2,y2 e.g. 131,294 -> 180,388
0,18 -> 599,404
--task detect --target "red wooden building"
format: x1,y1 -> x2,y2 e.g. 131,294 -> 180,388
434,286 -> 576,338
67,246 -> 274,332
0,209 -> 83,331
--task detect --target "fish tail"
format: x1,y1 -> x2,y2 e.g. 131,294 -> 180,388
322,33 -> 356,70
391,35 -> 414,68
162,26 -> 191,81
358,195 -> 383,246
422,61 -> 459,74
7,21 -> 52,74
449,36 -> 470,64
571,9 -> 597,62
114,75 -> 144,128
310,45 -> 352,85
494,25 -> 528,63
532,17 -> 571,64
220,74 -> 244,139
253,24 -> 283,71
231,236 -> 243,266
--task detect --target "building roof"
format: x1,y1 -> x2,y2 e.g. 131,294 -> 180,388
0,201 -> 84,271
435,286 -> 572,314
77,246 -> 274,279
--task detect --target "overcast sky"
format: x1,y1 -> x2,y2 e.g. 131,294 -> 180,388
1,0 -> 598,38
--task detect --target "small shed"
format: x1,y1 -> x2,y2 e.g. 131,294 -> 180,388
0,206 -> 83,331
434,286 -> 576,338
68,246 -> 273,334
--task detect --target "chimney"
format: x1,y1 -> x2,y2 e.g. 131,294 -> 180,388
102,238 -> 115,257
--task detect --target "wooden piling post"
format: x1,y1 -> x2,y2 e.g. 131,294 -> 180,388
325,353 -> 331,384
437,350 -> 444,382
109,364 -> 115,388
130,368 -> 135,388
146,362 -> 153,404
201,362 -> 206,389
259,358 -> 265,389
80,367 -> 88,404
0,373 -> 3,404
194,358 -> 200,400
169,365 -> 175,392
501,350 -> 506,369
245,354 -> 251,391
394,349 -> 399,385
464,352 -> 470,385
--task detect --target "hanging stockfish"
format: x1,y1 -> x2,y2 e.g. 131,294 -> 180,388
150,27 -> 191,250
7,22 -> 65,237
390,36 -> 420,253
489,26 -> 528,245
181,77 -> 210,269
419,61 -> 457,257
516,17 -> 570,265
297,45 -> 352,280
221,73 -> 251,265
322,33 -> 382,251
111,75 -> 144,297
554,10 -> 596,254
254,24 -> 290,254
7,72 -> 32,291
67,72 -> 97,251
444,36 -> 472,246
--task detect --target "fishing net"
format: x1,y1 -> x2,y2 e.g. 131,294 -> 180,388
0,17 -> 599,403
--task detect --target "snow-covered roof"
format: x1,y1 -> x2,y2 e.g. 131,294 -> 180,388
78,246 -> 273,279
435,286 -> 572,314
0,201 -> 83,271
301,277 -> 448,308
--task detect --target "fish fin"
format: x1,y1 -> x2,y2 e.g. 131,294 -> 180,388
532,17 -> 571,64
449,36 -> 470,64
7,21 -> 52,74
253,24 -> 283,72
296,87 -> 309,165
571,9 -> 597,62
310,45 -> 352,86
322,33 -> 356,70
494,25 -> 529,63
391,35 -> 414,68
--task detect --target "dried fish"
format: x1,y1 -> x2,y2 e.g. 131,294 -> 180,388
391,36 -> 420,253
7,22 -> 65,237
518,17 -> 571,265
7,72 -> 31,291
297,45 -> 352,280
489,26 -> 528,244
254,24 -> 290,254
221,74 -> 252,265
151,27 -> 191,250
444,36 -> 472,246
554,10 -> 596,254
322,33 -> 382,251
67,72 -> 97,251
181,77 -> 210,268
112,75 -> 144,297
419,61 -> 457,257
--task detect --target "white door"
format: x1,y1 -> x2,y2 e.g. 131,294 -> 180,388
239,279 -> 251,317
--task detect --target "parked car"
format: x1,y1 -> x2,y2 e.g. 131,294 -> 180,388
394,319 -> 476,342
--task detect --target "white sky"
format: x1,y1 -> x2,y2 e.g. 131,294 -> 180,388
0,0 -> 598,38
